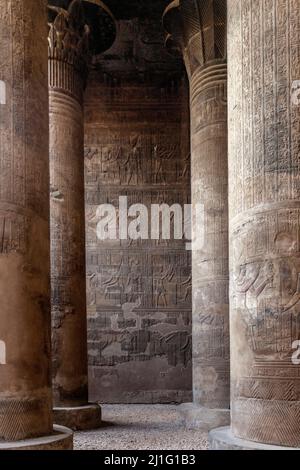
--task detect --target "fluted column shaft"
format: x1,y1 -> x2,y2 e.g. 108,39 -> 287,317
0,0 -> 52,441
228,0 -> 300,447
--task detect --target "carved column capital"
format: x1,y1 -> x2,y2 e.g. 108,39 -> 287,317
48,0 -> 90,101
163,0 -> 227,79
48,1 -> 90,70
48,0 -> 116,102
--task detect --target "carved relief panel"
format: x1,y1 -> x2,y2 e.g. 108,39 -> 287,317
84,71 -> 192,403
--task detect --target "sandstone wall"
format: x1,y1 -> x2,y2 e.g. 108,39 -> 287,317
84,73 -> 192,403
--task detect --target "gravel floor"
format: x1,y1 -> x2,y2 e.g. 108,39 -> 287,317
74,404 -> 209,450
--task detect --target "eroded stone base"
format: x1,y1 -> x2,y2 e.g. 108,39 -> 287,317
53,404 -> 102,431
209,427 -> 299,450
0,425 -> 73,451
179,403 -> 230,431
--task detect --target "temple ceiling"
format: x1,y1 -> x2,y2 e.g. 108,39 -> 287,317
49,0 -> 184,83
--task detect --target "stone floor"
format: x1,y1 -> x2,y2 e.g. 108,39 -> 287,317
74,404 -> 209,450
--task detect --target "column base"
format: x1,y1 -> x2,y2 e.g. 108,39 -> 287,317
209,427 -> 299,450
0,425 -> 73,451
179,403 -> 230,431
53,404 -> 102,431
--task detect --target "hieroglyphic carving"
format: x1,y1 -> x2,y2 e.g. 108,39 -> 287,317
228,0 -> 300,448
0,0 -> 52,441
85,63 -> 192,403
163,0 -> 229,415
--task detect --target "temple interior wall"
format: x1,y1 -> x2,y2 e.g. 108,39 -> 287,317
84,70 -> 192,403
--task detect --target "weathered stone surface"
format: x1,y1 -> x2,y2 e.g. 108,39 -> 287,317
53,404 -> 101,431
49,0 -> 90,409
190,61 -> 229,413
84,13 -> 192,403
0,426 -> 73,451
48,0 -> 116,428
0,0 -> 53,442
179,403 -> 229,432
228,0 -> 300,448
209,427 -> 298,451
163,0 -> 229,427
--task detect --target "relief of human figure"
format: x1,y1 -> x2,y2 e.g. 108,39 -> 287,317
233,261 -> 275,350
152,144 -> 176,184
84,148 -> 99,184
115,147 -> 123,182
86,272 -> 98,306
179,274 -> 192,303
123,134 -> 142,185
153,145 -> 164,184
101,146 -> 121,183
85,207 -> 98,241
153,265 -> 174,308
131,134 -> 142,181
180,152 -> 191,180
123,149 -> 136,185
124,259 -> 140,303
103,260 -> 124,299
159,330 -> 192,367
283,273 -> 300,313
153,196 -> 173,247
234,261 -> 274,322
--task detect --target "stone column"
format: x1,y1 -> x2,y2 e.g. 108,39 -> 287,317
163,0 -> 230,430
210,0 -> 300,450
0,0 -> 72,450
48,0 -> 115,431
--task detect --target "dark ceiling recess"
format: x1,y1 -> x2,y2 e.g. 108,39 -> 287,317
48,0 -> 116,54
103,0 -> 172,20
49,0 -> 171,20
